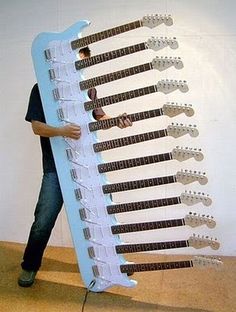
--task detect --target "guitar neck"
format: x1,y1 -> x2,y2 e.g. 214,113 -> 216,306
102,175 -> 176,194
107,196 -> 181,214
75,42 -> 147,70
111,218 -> 184,234
71,20 -> 141,50
98,151 -> 171,173
120,260 -> 192,274
89,108 -> 163,131
116,240 -> 188,254
93,129 -> 167,152
80,63 -> 152,90
84,85 -> 157,111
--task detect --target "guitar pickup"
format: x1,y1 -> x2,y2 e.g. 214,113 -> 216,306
82,225 -> 115,244
87,245 -> 118,262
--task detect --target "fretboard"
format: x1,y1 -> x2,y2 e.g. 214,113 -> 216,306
120,260 -> 192,273
98,152 -> 171,173
71,20 -> 141,50
115,240 -> 188,254
102,175 -> 176,194
80,63 -> 152,90
89,108 -> 163,132
93,129 -> 167,152
84,85 -> 157,111
106,196 -> 181,214
111,218 -> 184,234
75,43 -> 147,70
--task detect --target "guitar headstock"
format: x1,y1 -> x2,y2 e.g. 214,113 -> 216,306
192,256 -> 223,270
163,102 -> 194,118
172,147 -> 204,162
180,191 -> 212,207
145,36 -> 179,51
141,14 -> 173,28
189,234 -> 220,250
176,170 -> 208,185
184,212 -> 216,229
167,123 -> 199,138
151,56 -> 184,72
157,79 -> 189,94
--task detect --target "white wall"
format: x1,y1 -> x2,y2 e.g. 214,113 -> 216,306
0,0 -> 235,256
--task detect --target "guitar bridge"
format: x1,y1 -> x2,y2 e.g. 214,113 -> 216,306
92,265 -> 100,277
88,246 -> 95,258
49,68 -> 56,80
44,48 -> 52,61
79,208 -> 87,220
74,188 -> 82,200
52,88 -> 60,100
83,227 -> 91,240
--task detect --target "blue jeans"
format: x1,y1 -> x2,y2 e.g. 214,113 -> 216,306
21,172 -> 63,271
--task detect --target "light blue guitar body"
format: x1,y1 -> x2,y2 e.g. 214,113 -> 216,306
31,21 -> 136,292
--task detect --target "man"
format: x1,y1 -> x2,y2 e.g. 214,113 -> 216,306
18,47 -> 132,287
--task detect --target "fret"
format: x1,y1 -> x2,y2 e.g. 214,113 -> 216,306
84,85 -> 157,111
115,240 -> 188,254
93,129 -> 167,152
89,108 -> 163,131
111,218 -> 184,234
75,43 -> 146,69
107,196 -> 180,214
120,260 -> 192,273
97,152 -> 171,173
79,62 -> 152,90
102,175 -> 176,194
71,20 -> 141,50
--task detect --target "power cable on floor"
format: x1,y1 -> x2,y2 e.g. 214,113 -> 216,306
81,280 -> 96,312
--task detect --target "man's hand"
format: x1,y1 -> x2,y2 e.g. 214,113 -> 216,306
61,123 -> 81,139
31,120 -> 81,140
117,113 -> 132,129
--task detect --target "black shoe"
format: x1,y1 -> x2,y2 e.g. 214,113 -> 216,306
18,269 -> 37,287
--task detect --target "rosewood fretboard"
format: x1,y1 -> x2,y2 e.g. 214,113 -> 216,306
106,196 -> 181,214
75,42 -> 147,70
93,129 -> 167,152
98,152 -> 171,173
111,218 -> 184,234
84,85 -> 157,111
120,260 -> 192,273
102,175 -> 176,194
115,240 -> 189,253
80,63 -> 152,90
89,107 -> 163,131
71,20 -> 141,50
